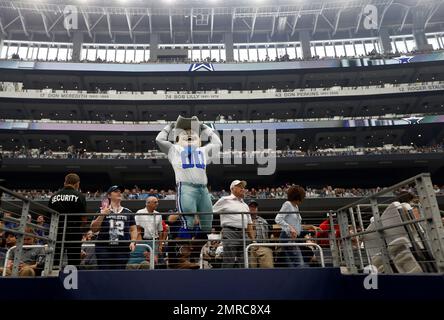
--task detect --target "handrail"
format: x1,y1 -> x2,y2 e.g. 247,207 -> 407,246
337,172 -> 431,212
0,185 -> 60,215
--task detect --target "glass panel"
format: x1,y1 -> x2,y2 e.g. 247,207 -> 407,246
145,49 -> 150,61
0,44 -> 7,58
249,48 -> 258,61
210,49 -> 219,61
8,45 -> 19,57
405,39 -> 415,51
267,46 -> 277,60
258,47 -> 267,61
287,46 -> 296,59
395,40 -> 407,53
239,48 -> 248,61
365,42 -> 375,54
58,48 -> 68,61
325,44 -> 335,57
67,48 -> 73,61
47,47 -> 58,60
201,49 -> 210,61
233,48 -> 239,61
344,43 -> 355,56
295,46 -> 302,58
374,41 -> 381,53
428,37 -> 440,50
275,47 -> 285,60
97,48 -> 107,61
32,47 -> 39,60
81,47 -> 87,60
26,46 -> 35,59
187,48 -> 192,60
87,47 -> 96,61
125,49 -> 135,62
116,48 -> 125,62
18,46 -> 28,60
354,43 -> 365,56
219,48 -> 226,61
135,49 -> 144,62
192,49 -> 201,61
107,48 -> 116,62
38,47 -> 48,60
335,43 -> 345,57
310,45 -> 316,57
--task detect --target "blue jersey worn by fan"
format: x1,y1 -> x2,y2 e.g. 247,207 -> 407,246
156,116 -> 222,234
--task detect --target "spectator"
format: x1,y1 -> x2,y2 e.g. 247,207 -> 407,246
126,225 -> 151,269
79,230 -> 97,269
90,185 -> 137,270
0,231 -> 17,275
133,196 -> 166,264
275,185 -> 306,268
248,200 -> 274,268
5,228 -> 45,277
35,215 -> 49,245
213,180 -> 255,268
201,232 -> 223,269
48,173 -> 87,267
167,211 -> 200,269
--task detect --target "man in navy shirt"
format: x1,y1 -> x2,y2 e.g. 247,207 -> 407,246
91,185 -> 137,270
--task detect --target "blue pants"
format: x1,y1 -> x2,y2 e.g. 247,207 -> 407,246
95,246 -> 130,270
176,182 -> 213,233
279,231 -> 305,268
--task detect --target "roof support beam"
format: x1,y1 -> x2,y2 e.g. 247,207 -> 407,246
290,6 -> 302,37
333,8 -> 343,35
355,7 -> 363,33
125,8 -> 133,40
105,9 -> 112,39
250,8 -> 258,39
378,0 -> 394,31
169,9 -> 173,41
190,8 -> 193,43
210,8 -> 214,40
312,13 -> 320,36
0,16 -> 7,36
425,2 -> 442,29
399,6 -> 410,32
35,5 -> 50,38
80,8 -> 92,38
146,8 -> 152,34
17,8 -> 29,37
231,7 -> 236,33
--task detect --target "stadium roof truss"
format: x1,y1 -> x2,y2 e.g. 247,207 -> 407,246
0,0 -> 443,43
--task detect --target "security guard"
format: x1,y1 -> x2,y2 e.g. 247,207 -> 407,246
48,173 -> 87,267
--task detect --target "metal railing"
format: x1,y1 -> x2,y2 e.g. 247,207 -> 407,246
245,242 -> 325,268
2,245 -> 48,276
329,173 -> 444,274
1,173 -> 443,275
0,185 -> 59,276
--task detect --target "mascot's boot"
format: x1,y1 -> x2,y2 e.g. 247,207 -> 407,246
177,244 -> 200,269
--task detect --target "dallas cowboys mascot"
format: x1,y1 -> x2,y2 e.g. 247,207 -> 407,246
156,116 -> 221,235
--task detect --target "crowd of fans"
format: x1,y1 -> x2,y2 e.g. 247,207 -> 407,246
2,176 -> 441,276
2,183 -> 443,202
1,144 -> 443,161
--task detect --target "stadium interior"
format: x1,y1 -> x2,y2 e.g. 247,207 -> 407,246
0,0 -> 444,301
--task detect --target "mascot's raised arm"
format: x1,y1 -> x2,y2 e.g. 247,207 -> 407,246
156,116 -> 222,235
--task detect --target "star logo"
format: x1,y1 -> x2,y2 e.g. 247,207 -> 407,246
402,116 -> 424,124
394,56 -> 414,64
189,63 -> 215,72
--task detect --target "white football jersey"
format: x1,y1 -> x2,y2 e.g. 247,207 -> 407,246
168,144 -> 208,185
